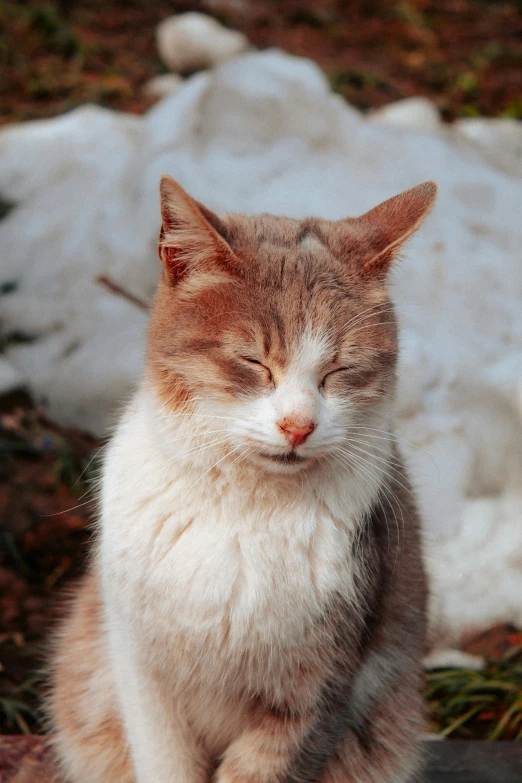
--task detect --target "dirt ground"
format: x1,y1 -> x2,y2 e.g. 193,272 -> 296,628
0,397 -> 97,734
1,0 -> 522,741
2,0 -> 522,125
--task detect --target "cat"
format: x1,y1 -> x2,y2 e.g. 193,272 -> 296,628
46,176 -> 436,783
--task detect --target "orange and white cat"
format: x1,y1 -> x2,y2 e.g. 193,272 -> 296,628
47,177 -> 436,783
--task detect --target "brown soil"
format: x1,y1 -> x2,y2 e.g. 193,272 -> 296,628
0,398 -> 98,734
1,0 -> 522,126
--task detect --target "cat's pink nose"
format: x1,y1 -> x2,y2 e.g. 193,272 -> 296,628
278,419 -> 315,448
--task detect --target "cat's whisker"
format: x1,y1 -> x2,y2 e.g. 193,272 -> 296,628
38,467 -> 104,517
373,423 -> 438,465
377,480 -> 407,566
171,412 -> 238,421
343,424 -> 438,469
340,315 -> 394,340
38,461 -> 105,518
39,498 -> 96,517
344,434 -> 432,480
173,437 -> 231,460
347,425 -> 439,472
340,437 -> 409,474
329,450 -> 394,551
226,446 -> 252,474
331,445 -> 387,498
343,447 -> 410,482
375,491 -> 395,558
331,449 -> 380,494
340,302 -> 393,332
342,310 -> 393,333
331,449 -> 398,554
176,444 -> 244,506
341,447 -> 409,552
343,431 -> 393,456
70,444 -> 106,489
176,429 -> 231,443
158,435 -> 232,467
338,443 -> 416,502
346,321 -> 397,338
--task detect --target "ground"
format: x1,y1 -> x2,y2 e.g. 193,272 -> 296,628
1,0 -> 522,742
2,0 -> 522,125
0,397 -> 97,735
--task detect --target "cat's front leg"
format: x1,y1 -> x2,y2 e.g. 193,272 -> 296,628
320,671 -> 425,783
108,623 -> 208,783
215,704 -> 314,783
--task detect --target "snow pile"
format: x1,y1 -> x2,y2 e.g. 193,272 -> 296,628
156,12 -> 250,73
142,73 -> 185,100
1,49 -> 522,647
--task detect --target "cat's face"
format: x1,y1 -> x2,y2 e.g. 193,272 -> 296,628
147,178 -> 436,474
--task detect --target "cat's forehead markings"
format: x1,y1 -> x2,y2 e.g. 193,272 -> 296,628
298,233 -> 324,253
291,328 -> 332,372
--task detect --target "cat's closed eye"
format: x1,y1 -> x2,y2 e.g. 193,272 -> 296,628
320,365 -> 376,394
240,356 -> 273,384
320,366 -> 354,387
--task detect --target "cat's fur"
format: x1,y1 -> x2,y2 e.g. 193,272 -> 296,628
46,177 -> 436,783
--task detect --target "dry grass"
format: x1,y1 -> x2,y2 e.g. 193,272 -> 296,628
427,651 -> 522,740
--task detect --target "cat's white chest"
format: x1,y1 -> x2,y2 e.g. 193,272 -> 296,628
102,460 -> 353,647
102,428 -> 358,654
155,492 -> 354,646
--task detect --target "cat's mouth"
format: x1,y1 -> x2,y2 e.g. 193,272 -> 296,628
259,452 -> 309,465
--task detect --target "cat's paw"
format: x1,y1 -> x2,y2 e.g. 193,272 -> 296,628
214,759 -> 277,783
213,762 -> 246,783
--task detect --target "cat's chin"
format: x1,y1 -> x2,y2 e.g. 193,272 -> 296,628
254,451 -> 314,474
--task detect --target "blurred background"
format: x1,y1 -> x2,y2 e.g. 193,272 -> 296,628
2,0 -> 522,123
1,0 -> 522,747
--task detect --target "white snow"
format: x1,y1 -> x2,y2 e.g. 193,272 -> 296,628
156,12 -> 250,73
142,73 -> 185,100
0,357 -> 24,395
423,649 -> 485,671
370,96 -> 442,131
1,49 -> 522,647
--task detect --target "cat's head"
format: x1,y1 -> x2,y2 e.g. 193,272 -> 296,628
147,176 -> 436,474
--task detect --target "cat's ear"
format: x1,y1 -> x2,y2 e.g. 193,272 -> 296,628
158,175 -> 235,284
352,181 -> 437,278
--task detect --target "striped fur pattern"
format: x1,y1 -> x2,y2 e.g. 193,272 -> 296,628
46,177 -> 436,783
